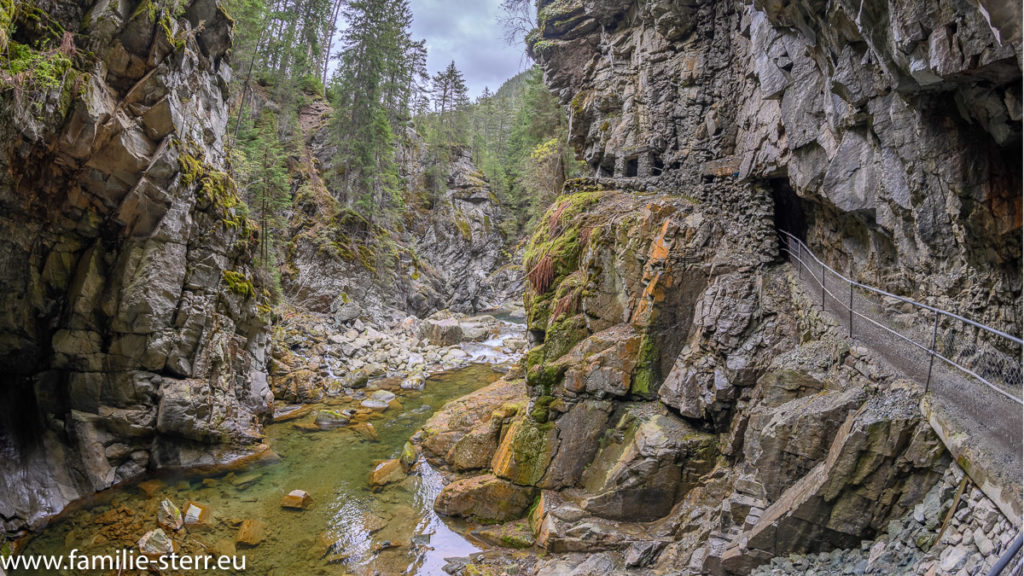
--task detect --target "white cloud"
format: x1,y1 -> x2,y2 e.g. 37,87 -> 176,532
409,0 -> 530,97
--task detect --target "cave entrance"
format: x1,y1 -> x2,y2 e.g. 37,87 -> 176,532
652,154 -> 664,176
624,156 -> 639,178
769,177 -> 808,241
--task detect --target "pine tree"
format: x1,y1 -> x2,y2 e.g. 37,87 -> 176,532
330,0 -> 423,232
231,112 -> 292,299
431,61 -> 470,145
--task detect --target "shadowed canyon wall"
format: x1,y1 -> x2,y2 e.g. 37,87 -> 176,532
0,0 -> 271,532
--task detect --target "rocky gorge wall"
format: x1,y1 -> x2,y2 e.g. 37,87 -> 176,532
0,0 -> 272,534
414,0 -> 1022,573
283,107 -> 522,325
419,186 -> 962,574
532,0 -> 1021,332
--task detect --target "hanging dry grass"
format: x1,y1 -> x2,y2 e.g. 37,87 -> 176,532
58,32 -> 75,56
547,200 -> 569,236
553,290 -> 579,319
528,254 -> 555,294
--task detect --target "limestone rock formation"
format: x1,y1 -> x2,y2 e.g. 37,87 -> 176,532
0,0 -> 271,533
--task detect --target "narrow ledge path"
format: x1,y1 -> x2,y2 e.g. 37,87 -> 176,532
783,249 -> 1023,526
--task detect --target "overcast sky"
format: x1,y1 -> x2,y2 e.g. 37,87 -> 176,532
408,0 -> 530,98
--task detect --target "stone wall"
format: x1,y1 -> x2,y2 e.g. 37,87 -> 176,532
0,0 -> 271,534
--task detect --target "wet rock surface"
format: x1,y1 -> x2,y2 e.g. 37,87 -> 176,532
0,0 -> 270,533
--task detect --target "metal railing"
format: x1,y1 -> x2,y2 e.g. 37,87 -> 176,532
778,230 -> 1023,406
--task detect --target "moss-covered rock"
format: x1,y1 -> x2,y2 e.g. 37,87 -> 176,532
491,415 -> 557,486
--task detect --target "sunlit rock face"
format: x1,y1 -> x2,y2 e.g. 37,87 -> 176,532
0,0 -> 271,533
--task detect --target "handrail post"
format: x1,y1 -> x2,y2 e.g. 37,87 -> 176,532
926,310 -> 939,393
849,283 -> 854,338
821,263 -> 825,310
790,239 -> 798,278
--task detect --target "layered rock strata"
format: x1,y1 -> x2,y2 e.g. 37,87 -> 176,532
0,0 -> 271,533
532,0 -> 1021,331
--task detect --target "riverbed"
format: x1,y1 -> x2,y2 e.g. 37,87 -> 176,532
13,363 -> 505,576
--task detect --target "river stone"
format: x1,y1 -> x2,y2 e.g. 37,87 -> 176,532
369,458 -> 406,488
139,528 -> 174,556
314,409 -> 351,430
156,499 -> 183,530
370,390 -> 396,403
418,318 -> 464,346
434,473 -> 537,523
138,479 -> 164,498
235,519 -> 266,548
281,489 -> 313,510
401,373 -> 425,390
183,501 -> 212,526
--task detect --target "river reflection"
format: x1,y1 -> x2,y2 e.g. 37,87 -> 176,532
14,364 -> 502,576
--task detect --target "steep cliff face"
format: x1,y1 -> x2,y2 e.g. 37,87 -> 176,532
0,0 -> 271,533
285,114 -> 520,322
420,186 -> 950,573
417,0 -> 1020,573
532,0 -> 1021,330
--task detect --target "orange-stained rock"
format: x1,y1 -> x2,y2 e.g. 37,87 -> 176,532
434,473 -> 537,523
281,489 -> 313,509
235,519 -> 266,548
369,458 -> 406,488
137,479 -> 164,498
182,501 -> 212,527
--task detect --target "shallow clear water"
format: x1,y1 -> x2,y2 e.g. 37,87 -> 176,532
459,321 -> 525,365
14,364 -> 502,576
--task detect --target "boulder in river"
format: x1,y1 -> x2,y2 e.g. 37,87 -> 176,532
314,409 -> 351,430
351,422 -> 379,441
362,389 -> 397,410
418,318 -> 464,346
401,372 -> 426,390
434,473 -> 537,523
369,458 -> 407,488
157,499 -> 183,530
139,528 -> 175,556
400,442 -> 418,469
235,519 -> 266,548
281,489 -> 313,509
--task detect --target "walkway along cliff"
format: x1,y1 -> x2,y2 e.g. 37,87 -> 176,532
412,0 -> 1023,573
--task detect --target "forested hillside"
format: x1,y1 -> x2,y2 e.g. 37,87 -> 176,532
217,0 -> 577,307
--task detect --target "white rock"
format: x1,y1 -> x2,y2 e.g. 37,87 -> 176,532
940,544 -> 969,572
